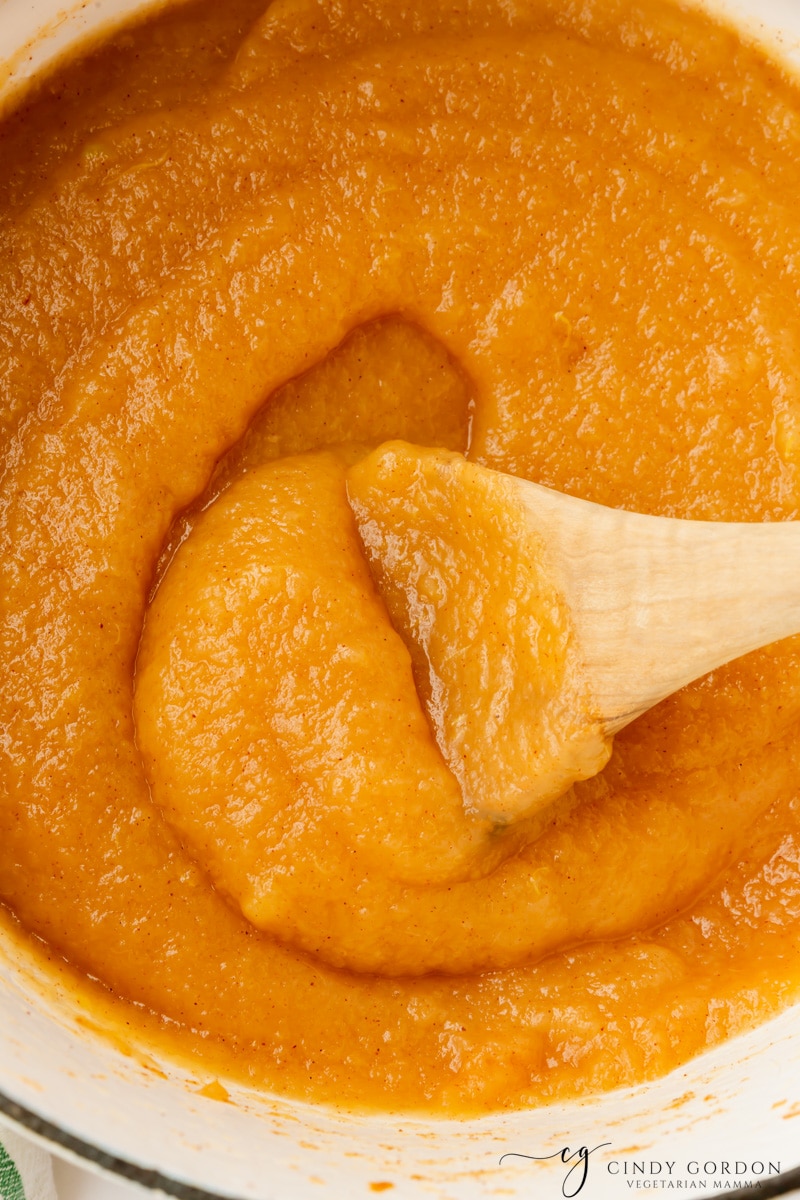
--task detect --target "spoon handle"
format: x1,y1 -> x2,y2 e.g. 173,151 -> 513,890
514,479 -> 800,732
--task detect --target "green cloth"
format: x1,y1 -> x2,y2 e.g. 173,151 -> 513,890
0,1142 -> 25,1200
0,1128 -> 56,1200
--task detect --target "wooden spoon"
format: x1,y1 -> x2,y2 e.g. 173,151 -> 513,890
513,476 -> 800,734
348,442 -> 800,823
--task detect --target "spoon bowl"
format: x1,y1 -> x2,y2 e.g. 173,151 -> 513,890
350,442 -> 800,823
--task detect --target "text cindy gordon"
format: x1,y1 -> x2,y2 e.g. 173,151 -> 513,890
608,1160 -> 782,1190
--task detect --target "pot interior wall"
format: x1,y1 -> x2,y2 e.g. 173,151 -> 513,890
2,0 -> 800,1194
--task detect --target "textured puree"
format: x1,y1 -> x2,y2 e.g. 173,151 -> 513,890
347,442 -> 613,825
2,0 -> 800,1113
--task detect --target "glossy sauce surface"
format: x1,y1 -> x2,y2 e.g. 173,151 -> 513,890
2,0 -> 800,1114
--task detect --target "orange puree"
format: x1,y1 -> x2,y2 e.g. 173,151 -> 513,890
3,0 -> 800,1115
348,442 -> 612,822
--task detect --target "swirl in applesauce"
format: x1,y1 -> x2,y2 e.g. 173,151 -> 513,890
2,0 -> 800,1112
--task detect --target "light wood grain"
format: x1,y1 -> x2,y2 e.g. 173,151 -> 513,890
512,477 -> 800,734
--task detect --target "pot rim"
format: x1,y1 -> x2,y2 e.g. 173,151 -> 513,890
4,1 -> 800,1197
3,1088 -> 800,1200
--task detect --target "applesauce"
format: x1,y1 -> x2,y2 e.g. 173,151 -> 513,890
2,0 -> 800,1115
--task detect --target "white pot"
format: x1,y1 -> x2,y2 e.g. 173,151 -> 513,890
2,1 -> 800,1196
